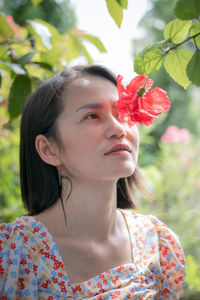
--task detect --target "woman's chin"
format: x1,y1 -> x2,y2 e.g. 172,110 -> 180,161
105,168 -> 136,181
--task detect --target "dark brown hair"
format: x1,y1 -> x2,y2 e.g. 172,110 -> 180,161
20,65 -> 149,216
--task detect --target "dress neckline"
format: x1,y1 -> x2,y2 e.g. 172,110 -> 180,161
20,209 -> 136,287
118,208 -> 134,263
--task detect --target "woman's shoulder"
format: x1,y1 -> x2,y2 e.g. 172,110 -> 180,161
0,217 -> 26,247
0,216 -> 60,297
0,215 -> 48,253
0,216 -> 52,280
121,209 -> 186,298
121,208 -> 178,236
1,215 -> 38,233
121,208 -> 184,255
0,215 -> 30,233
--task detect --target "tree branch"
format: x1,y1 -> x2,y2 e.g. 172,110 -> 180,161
163,32 -> 200,56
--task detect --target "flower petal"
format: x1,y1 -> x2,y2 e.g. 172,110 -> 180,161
141,87 -> 171,114
117,75 -> 125,97
126,75 -> 153,95
129,110 -> 155,126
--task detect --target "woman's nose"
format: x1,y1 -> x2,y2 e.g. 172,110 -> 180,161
105,114 -> 127,139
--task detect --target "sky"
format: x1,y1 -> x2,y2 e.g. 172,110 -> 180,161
71,0 -> 149,81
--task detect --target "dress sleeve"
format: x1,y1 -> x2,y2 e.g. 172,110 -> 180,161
149,215 -> 186,299
0,222 -> 38,299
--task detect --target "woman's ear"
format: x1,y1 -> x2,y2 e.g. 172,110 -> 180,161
35,134 -> 61,166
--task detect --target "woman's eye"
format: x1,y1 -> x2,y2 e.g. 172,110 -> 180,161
84,113 -> 98,120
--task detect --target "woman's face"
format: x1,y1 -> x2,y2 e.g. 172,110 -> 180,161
55,75 -> 139,182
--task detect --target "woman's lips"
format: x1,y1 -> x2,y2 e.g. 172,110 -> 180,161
105,149 -> 130,156
104,143 -> 131,155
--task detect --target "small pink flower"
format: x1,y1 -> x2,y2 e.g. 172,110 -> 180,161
196,180 -> 200,190
116,74 -> 171,126
161,126 -> 190,145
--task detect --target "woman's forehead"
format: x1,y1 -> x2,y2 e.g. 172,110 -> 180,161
62,75 -> 118,109
68,75 -> 116,91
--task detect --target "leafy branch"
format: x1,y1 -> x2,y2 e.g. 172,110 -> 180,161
163,32 -> 200,56
134,18 -> 200,89
105,0 -> 200,89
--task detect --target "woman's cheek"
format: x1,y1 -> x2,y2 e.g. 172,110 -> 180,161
127,126 -> 139,143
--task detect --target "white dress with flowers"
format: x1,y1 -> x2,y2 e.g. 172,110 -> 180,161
0,209 -> 186,299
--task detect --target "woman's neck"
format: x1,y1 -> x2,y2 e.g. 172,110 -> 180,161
37,179 -> 119,243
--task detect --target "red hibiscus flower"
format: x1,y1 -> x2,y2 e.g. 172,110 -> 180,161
116,74 -> 171,126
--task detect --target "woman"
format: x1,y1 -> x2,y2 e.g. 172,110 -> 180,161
0,65 -> 185,299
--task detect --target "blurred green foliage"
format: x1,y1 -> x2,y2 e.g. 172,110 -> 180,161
0,0 -> 76,33
138,128 -> 200,298
0,108 -> 25,223
0,0 -> 107,120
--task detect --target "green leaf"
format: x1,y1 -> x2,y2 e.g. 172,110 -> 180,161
27,19 -> 52,50
24,64 -> 52,80
33,19 -> 61,66
134,45 -> 151,74
0,61 -> 26,75
26,19 -> 61,66
141,40 -> 169,58
0,45 -> 9,61
0,14 -> 14,40
0,73 -> 1,87
174,0 -> 200,20
33,19 -> 61,41
134,53 -> 145,75
186,50 -> 200,86
8,75 -> 31,119
31,0 -> 42,7
164,19 -> 192,44
105,0 -> 123,27
142,48 -> 162,74
83,34 -> 106,52
116,0 -> 128,9
190,21 -> 200,47
80,44 -> 93,64
164,49 -> 193,89
134,47 -> 162,75
64,34 -> 81,61
185,255 -> 200,291
31,61 -> 53,71
18,53 -> 35,66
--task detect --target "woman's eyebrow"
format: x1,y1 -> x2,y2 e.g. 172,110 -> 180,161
75,103 -> 102,112
75,102 -> 117,112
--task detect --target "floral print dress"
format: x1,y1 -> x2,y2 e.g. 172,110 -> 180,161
0,209 -> 186,299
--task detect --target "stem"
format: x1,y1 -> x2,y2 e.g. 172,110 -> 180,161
163,32 -> 200,57
193,36 -> 198,50
144,75 -> 149,88
0,37 -> 34,46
